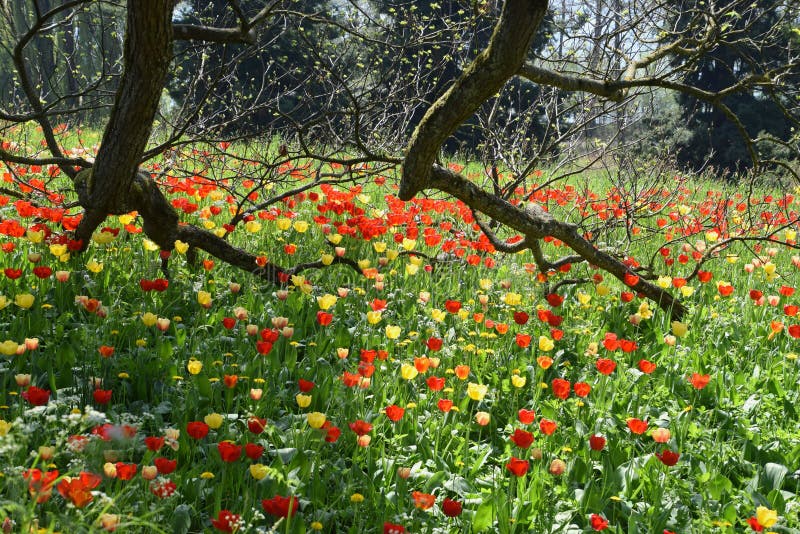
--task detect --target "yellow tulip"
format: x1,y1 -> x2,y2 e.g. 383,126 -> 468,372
204,413 -> 224,429
26,230 -> 44,243
293,220 -> 309,233
307,412 -> 326,429
321,253 -> 334,266
118,214 -> 134,224
638,302 -> 653,320
14,294 -> 34,309
49,244 -> 67,256
86,259 -> 103,273
0,296 -> 8,310
401,238 -> 416,251
276,217 -> 292,230
400,363 -> 418,380
755,506 -> 777,528
142,239 -> 159,252
511,375 -> 526,388
0,340 -> 19,356
366,311 -> 382,325
671,321 -> 688,338
467,382 -> 488,401
92,231 -> 114,245
245,221 -> 262,233
538,336 -> 554,352
197,291 -> 212,308
405,263 -> 419,276
596,284 -> 610,296
576,291 -> 591,305
0,420 -> 10,436
141,312 -> 158,327
249,463 -> 269,480
187,360 -> 203,375
386,249 -> 399,260
327,233 -> 342,245
174,240 -> 189,254
317,294 -> 338,310
385,325 -> 401,340
430,309 -> 446,322
479,278 -> 492,290
295,394 -> 312,408
372,241 -> 387,253
503,292 -> 522,306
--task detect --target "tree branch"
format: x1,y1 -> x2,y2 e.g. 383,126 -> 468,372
400,0 -> 549,200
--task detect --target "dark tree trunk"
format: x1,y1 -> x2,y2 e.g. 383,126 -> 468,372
74,0 -> 175,248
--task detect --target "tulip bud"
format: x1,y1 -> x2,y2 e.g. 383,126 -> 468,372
474,411 -> 491,426
38,446 -> 54,461
103,462 -> 117,478
549,458 -> 566,476
141,465 -> 158,480
271,316 -> 288,329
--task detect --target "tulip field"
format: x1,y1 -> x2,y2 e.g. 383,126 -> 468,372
0,149 -> 799,533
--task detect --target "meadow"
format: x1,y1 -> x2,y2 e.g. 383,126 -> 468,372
0,144 -> 798,533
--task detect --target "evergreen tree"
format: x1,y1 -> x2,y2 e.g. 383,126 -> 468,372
674,0 -> 796,174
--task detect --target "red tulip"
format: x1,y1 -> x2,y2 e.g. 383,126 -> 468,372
506,456 -> 530,476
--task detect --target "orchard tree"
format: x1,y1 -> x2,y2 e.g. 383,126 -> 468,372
1,0 -> 799,320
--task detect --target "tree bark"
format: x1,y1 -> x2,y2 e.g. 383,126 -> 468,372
75,0 -> 174,246
400,0 -> 549,200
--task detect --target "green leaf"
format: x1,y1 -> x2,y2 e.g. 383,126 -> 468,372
472,497 -> 495,532
762,463 -> 788,491
707,474 -> 732,500
171,504 -> 192,534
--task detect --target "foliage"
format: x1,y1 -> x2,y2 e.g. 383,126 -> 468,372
673,0 -> 797,174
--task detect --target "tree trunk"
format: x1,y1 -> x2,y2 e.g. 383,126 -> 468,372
74,0 -> 174,247
400,0 -> 549,200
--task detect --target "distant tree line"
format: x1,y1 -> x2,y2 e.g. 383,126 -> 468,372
1,0 -> 797,176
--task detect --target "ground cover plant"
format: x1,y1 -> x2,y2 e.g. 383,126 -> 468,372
0,142 -> 798,533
